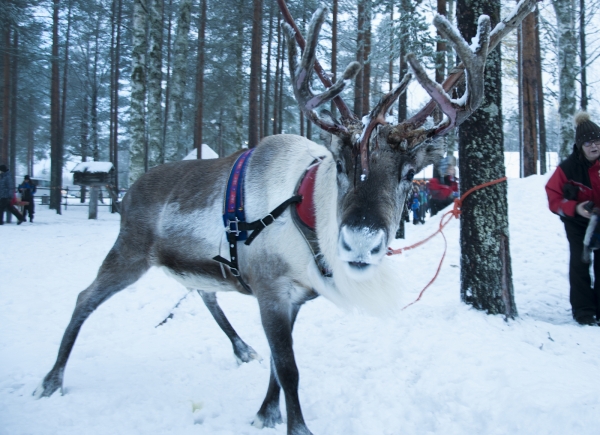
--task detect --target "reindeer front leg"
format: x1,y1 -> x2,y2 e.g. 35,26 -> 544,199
254,287 -> 312,435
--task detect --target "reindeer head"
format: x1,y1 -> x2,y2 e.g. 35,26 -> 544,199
279,1 -> 532,282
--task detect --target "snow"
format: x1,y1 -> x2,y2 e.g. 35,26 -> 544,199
71,162 -> 115,174
1,173 -> 600,435
183,144 -> 219,160
415,152 -> 559,180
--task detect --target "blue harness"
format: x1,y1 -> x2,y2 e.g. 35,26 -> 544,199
213,149 -> 302,293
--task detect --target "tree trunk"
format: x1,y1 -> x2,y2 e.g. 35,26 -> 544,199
446,0 -> 456,155
397,0 -> 409,123
165,0 -> 192,160
111,0 -> 123,192
50,0 -> 62,213
272,14 -> 281,135
331,0 -> 338,116
80,94 -> 89,203
27,96 -> 35,176
2,20 -> 10,166
433,0 -> 447,177
388,2 -> 394,94
147,0 -> 164,166
91,18 -> 100,162
553,0 -> 577,161
130,0 -> 148,184
248,0 -> 263,148
354,0 -> 365,116
457,0 -> 517,318
59,0 -> 72,167
579,0 -> 587,110
194,0 -> 207,159
278,42 -> 284,134
361,0 -> 371,116
264,1 -> 274,137
517,24 -> 523,177
521,10 -> 538,176
536,6 -> 547,174
89,186 -> 98,219
434,0 -> 446,125
10,31 -> 17,178
162,0 -> 173,150
234,0 -> 245,149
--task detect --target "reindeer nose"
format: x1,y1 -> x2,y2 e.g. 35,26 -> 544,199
338,226 -> 387,265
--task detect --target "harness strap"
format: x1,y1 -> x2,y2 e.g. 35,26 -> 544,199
213,231 -> 254,295
243,195 -> 302,245
213,195 -> 303,294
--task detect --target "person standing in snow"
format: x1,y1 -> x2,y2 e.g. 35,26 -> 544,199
429,165 -> 459,216
0,164 -> 26,225
546,112 -> 600,326
411,191 -> 420,225
419,184 -> 428,224
18,175 -> 36,222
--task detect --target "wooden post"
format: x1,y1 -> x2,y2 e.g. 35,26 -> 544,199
89,186 -> 99,219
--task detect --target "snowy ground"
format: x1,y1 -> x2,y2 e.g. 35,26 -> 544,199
1,174 -> 599,435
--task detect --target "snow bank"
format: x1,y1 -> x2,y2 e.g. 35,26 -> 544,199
0,173 -> 599,435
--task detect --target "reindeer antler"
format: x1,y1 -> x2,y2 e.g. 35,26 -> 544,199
356,73 -> 412,177
277,0 -> 538,180
282,6 -> 360,135
393,0 -> 538,143
277,0 -> 358,122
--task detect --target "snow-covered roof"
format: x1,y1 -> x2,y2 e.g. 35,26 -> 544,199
71,162 -> 115,173
183,144 -> 219,160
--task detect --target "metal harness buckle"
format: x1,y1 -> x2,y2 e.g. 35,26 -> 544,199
260,214 -> 275,228
226,218 -> 241,236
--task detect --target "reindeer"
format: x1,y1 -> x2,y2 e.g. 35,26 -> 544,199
34,1 -> 535,434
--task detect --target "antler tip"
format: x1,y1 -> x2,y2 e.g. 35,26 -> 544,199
343,61 -> 361,80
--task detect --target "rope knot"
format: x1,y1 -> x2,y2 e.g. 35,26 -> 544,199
451,197 -> 462,218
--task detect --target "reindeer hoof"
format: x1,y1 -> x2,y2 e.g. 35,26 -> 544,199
252,400 -> 283,429
233,340 -> 262,364
33,368 -> 64,399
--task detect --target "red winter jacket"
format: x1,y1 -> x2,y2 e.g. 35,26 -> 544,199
546,145 -> 600,224
429,176 -> 458,201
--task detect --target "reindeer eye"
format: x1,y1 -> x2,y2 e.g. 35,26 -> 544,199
336,161 -> 343,174
403,169 -> 415,182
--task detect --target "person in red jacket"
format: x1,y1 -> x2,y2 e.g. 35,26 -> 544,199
429,165 -> 459,216
546,112 -> 600,326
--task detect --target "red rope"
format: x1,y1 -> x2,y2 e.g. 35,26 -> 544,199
388,176 -> 507,310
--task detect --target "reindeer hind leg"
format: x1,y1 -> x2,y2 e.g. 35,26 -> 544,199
34,245 -> 150,398
197,290 -> 262,364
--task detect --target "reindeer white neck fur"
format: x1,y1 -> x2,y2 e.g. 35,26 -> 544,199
310,144 -> 406,315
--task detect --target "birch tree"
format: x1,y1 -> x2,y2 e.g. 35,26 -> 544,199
166,0 -> 192,161
147,0 -> 164,166
552,0 -> 577,161
129,0 -> 148,184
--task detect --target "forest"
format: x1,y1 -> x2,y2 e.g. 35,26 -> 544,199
0,0 -> 598,201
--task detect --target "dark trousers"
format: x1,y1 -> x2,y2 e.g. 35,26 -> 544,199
564,219 -> 600,320
22,198 -> 34,220
0,197 -> 25,224
430,198 -> 453,216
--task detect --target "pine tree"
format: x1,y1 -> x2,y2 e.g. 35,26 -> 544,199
457,0 -> 517,317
